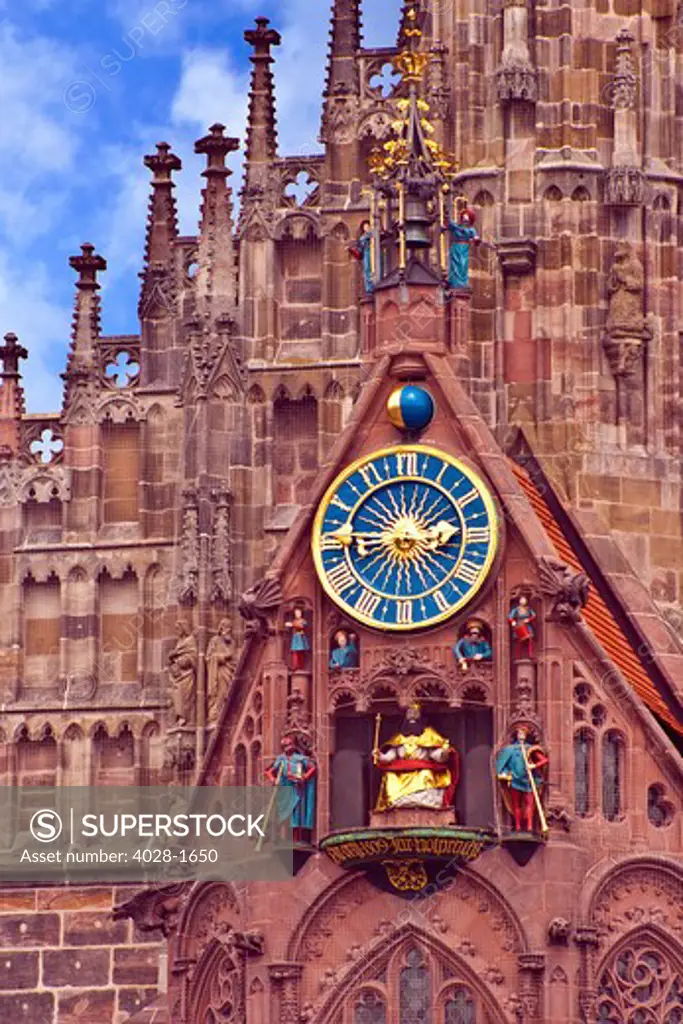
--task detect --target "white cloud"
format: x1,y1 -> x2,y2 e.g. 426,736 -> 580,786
0,251 -> 70,412
171,47 -> 249,139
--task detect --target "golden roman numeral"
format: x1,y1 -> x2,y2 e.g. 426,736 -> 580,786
327,560 -> 356,594
356,590 -> 381,618
457,488 -> 479,510
320,533 -> 342,551
396,452 -> 418,476
396,600 -> 413,625
330,496 -> 353,514
458,560 -> 481,584
359,463 -> 382,488
433,590 -> 450,613
467,526 -> 491,544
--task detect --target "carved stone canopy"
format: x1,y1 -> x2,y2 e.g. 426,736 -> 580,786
604,166 -> 645,206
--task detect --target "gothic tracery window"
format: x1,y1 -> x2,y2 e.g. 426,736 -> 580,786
597,942 -> 683,1023
342,943 -> 481,1024
602,730 -> 623,822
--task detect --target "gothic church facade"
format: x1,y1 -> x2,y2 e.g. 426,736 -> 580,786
0,1 -> 682,1022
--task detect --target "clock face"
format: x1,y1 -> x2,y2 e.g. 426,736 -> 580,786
312,445 -> 499,631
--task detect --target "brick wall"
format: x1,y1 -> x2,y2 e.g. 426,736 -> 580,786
0,887 -> 162,1024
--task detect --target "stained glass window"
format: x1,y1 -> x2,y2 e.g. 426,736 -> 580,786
602,731 -> 622,821
445,986 -> 476,1023
354,990 -> 387,1024
400,948 -> 431,1023
574,729 -> 592,817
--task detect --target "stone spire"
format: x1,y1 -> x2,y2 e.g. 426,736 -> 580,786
324,0 -> 362,99
139,142 -> 182,315
194,123 -> 240,316
0,332 -> 27,453
243,18 -> 281,197
66,244 -> 107,374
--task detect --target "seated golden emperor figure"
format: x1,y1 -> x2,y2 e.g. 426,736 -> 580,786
374,704 -> 458,812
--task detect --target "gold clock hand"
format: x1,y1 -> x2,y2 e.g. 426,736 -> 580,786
424,520 -> 460,549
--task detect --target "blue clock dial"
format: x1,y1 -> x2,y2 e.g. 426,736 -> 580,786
312,445 -> 499,631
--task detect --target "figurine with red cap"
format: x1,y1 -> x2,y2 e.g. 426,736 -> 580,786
448,206 -> 479,289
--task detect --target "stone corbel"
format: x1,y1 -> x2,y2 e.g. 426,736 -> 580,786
497,239 -> 537,276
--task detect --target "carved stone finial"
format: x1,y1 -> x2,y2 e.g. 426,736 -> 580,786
143,141 -> 182,186
69,242 -> 107,290
195,123 -> 240,177
65,244 -> 107,387
0,333 -> 28,378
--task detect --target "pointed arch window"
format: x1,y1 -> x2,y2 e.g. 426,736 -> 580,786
342,941 -> 485,1023
602,730 -> 623,821
445,986 -> 477,1024
399,948 -> 431,1023
574,728 -> 593,818
354,989 -> 386,1024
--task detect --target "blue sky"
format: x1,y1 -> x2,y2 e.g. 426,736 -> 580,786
0,0 -> 402,411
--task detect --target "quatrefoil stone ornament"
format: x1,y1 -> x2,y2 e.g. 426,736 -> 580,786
106,351 -> 140,388
30,429 -> 64,465
284,171 -> 317,207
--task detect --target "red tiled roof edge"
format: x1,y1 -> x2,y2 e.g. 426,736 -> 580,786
511,461 -> 683,737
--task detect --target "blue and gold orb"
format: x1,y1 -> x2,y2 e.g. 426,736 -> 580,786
387,385 -> 435,433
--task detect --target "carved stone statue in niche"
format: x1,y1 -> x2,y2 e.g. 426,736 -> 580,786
167,620 -> 198,726
604,242 -> 651,379
207,618 -> 236,723
607,242 -> 645,333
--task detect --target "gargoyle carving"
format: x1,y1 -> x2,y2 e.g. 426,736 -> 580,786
239,575 -> 284,637
537,557 -> 590,623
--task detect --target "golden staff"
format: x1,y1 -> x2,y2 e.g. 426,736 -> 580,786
373,713 -> 382,765
520,743 -> 548,835
397,183 -> 407,270
256,760 -> 285,853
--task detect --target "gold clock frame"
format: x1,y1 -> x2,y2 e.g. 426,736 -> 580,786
311,444 -> 500,631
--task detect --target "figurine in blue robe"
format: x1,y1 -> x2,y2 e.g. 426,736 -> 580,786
265,733 -> 316,843
448,208 -> 478,289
